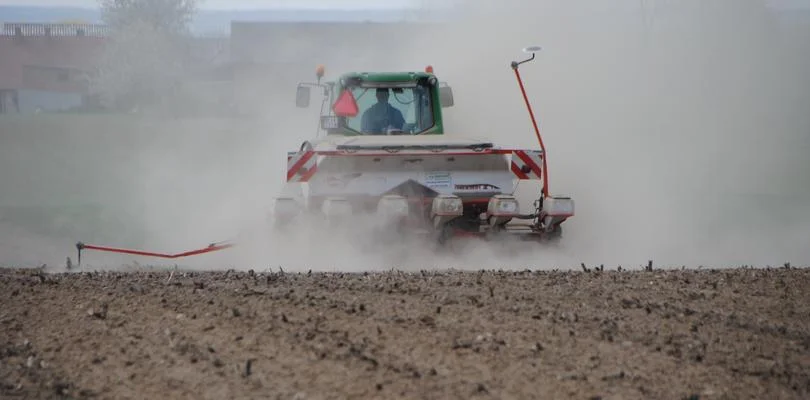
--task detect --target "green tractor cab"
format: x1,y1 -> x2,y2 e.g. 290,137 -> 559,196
295,66 -> 455,137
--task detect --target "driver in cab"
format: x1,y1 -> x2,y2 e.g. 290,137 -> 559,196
361,88 -> 405,134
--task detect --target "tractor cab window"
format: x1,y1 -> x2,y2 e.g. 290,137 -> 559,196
339,82 -> 435,135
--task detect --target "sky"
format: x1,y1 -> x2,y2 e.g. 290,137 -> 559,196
0,0 -> 422,9
0,0 -> 806,11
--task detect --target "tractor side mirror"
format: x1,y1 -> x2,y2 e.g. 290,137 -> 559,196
439,83 -> 454,108
295,85 -> 311,108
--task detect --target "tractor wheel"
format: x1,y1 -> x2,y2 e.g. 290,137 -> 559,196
545,224 -> 563,243
436,223 -> 454,247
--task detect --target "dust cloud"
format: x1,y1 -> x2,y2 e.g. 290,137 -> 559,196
239,0 -> 809,270
222,0 -> 810,271
2,0 -> 808,271
392,0 -> 810,268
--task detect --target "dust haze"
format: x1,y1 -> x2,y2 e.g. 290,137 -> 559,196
1,0 -> 808,271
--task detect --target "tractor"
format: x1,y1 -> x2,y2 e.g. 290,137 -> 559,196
73,46 -> 575,264
275,47 -> 574,245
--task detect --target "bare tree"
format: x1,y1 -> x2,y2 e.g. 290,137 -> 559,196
91,0 -> 201,112
100,0 -> 199,35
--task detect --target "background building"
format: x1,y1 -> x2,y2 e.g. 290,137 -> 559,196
0,23 -> 107,113
0,1 -> 805,115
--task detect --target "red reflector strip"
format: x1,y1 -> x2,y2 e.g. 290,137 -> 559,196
511,150 -> 543,180
511,161 -> 529,179
298,163 -> 318,182
287,151 -> 316,182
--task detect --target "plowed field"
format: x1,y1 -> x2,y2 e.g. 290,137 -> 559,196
1,266 -> 808,399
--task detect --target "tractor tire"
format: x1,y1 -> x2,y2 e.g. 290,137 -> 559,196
545,224 -> 563,243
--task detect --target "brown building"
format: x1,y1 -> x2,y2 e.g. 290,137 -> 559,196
0,23 -> 108,113
0,22 -> 233,115
1,19 -> 450,115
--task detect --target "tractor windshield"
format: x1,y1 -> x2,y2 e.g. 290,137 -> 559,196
341,82 -> 435,135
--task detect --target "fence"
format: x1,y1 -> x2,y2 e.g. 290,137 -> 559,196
1,23 -> 110,38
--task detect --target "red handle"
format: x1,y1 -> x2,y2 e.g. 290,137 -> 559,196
76,241 -> 234,264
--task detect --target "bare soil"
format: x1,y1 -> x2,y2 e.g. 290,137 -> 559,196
1,266 -> 808,399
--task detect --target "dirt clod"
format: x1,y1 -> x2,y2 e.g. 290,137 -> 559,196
243,359 -> 253,377
86,303 -> 108,320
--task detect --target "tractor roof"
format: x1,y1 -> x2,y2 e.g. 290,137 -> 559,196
338,71 -> 434,83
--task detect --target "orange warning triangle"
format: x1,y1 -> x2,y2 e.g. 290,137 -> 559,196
333,89 -> 359,117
